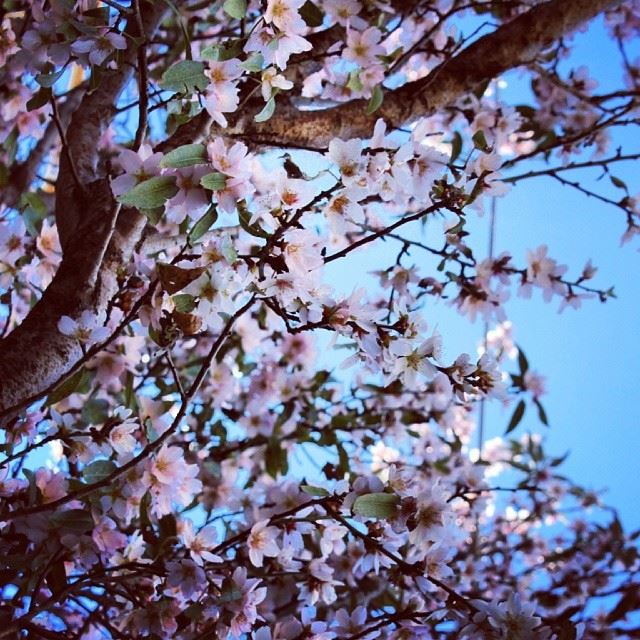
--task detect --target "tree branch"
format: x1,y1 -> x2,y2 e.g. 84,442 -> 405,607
224,0 -> 619,147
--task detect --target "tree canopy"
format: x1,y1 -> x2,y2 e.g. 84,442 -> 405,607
0,0 -> 639,638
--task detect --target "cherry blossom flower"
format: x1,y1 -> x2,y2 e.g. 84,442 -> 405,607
343,27 -> 385,68
58,311 -> 110,345
247,519 -> 280,567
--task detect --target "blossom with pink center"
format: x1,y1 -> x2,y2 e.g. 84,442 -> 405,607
246,27 -> 312,70
36,219 -> 61,261
282,228 -> 324,274
274,172 -> 317,211
35,468 -> 67,503
111,143 -> 163,197
327,138 -> 363,184
71,31 -> 127,67
58,311 -> 110,345
264,0 -> 307,34
247,519 -> 280,567
208,138 -> 251,178
388,337 -> 439,388
261,66 -> 293,101
343,27 -> 385,68
179,519 -> 223,566
204,59 -> 243,127
109,419 -> 139,457
151,444 -> 185,484
165,165 -> 211,224
92,516 -> 127,554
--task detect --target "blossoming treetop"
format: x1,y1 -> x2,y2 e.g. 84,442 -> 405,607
0,0 -> 638,638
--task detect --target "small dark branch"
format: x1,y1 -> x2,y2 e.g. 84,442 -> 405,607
133,0 -> 149,149
165,350 -> 186,400
324,204 -> 443,264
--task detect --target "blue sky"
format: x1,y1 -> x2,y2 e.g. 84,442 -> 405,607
319,15 -> 640,528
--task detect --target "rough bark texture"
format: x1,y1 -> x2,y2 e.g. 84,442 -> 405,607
0,2 -> 166,420
225,0 -> 620,148
0,0 -> 619,419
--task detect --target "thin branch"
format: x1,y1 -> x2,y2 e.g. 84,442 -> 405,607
133,0 -> 149,149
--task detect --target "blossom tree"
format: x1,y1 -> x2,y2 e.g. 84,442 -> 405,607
0,0 -> 639,638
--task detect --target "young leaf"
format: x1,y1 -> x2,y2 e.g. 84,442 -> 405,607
82,460 -> 117,484
200,172 -> 227,191
299,0 -> 325,27
472,130 -> 489,151
255,97 -> 276,123
223,0 -> 247,20
534,398 -> 549,426
27,87 -> 52,112
449,131 -> 463,163
366,84 -> 384,115
160,143 -> 208,169
352,492 -> 399,518
118,176 -> 179,210
173,294 -> 197,313
46,368 -> 87,406
189,205 -> 219,242
51,509 -> 95,533
505,399 -> 526,434
301,485 -> 330,497
517,345 -> 529,375
157,263 -> 206,294
36,67 -> 66,88
160,60 -> 208,93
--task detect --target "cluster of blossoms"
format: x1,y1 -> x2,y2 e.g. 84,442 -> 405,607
0,0 -> 639,638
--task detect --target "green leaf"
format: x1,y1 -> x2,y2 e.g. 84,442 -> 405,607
46,559 -> 68,595
46,368 -> 87,406
301,484 -> 329,497
366,84 -> 384,115
51,509 -> 94,533
189,205 -> 219,243
534,398 -> 549,426
254,97 -> 276,123
449,132 -> 463,163
238,205 -> 270,238
472,130 -> 489,151
265,438 -> 288,478
82,459 -> 117,484
352,492 -> 399,518
505,399 -> 526,434
223,0 -> 246,20
160,143 -> 208,169
118,176 -> 179,210
173,293 -> 197,313
299,0 -> 324,27
82,398 -> 110,425
346,71 -> 363,93
26,87 -> 51,112
241,53 -> 264,73
200,172 -> 227,191
36,67 -> 66,88
160,60 -> 208,93
517,345 -> 529,375
610,175 -> 628,191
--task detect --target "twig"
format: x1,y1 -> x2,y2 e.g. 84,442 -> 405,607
133,0 -> 149,149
